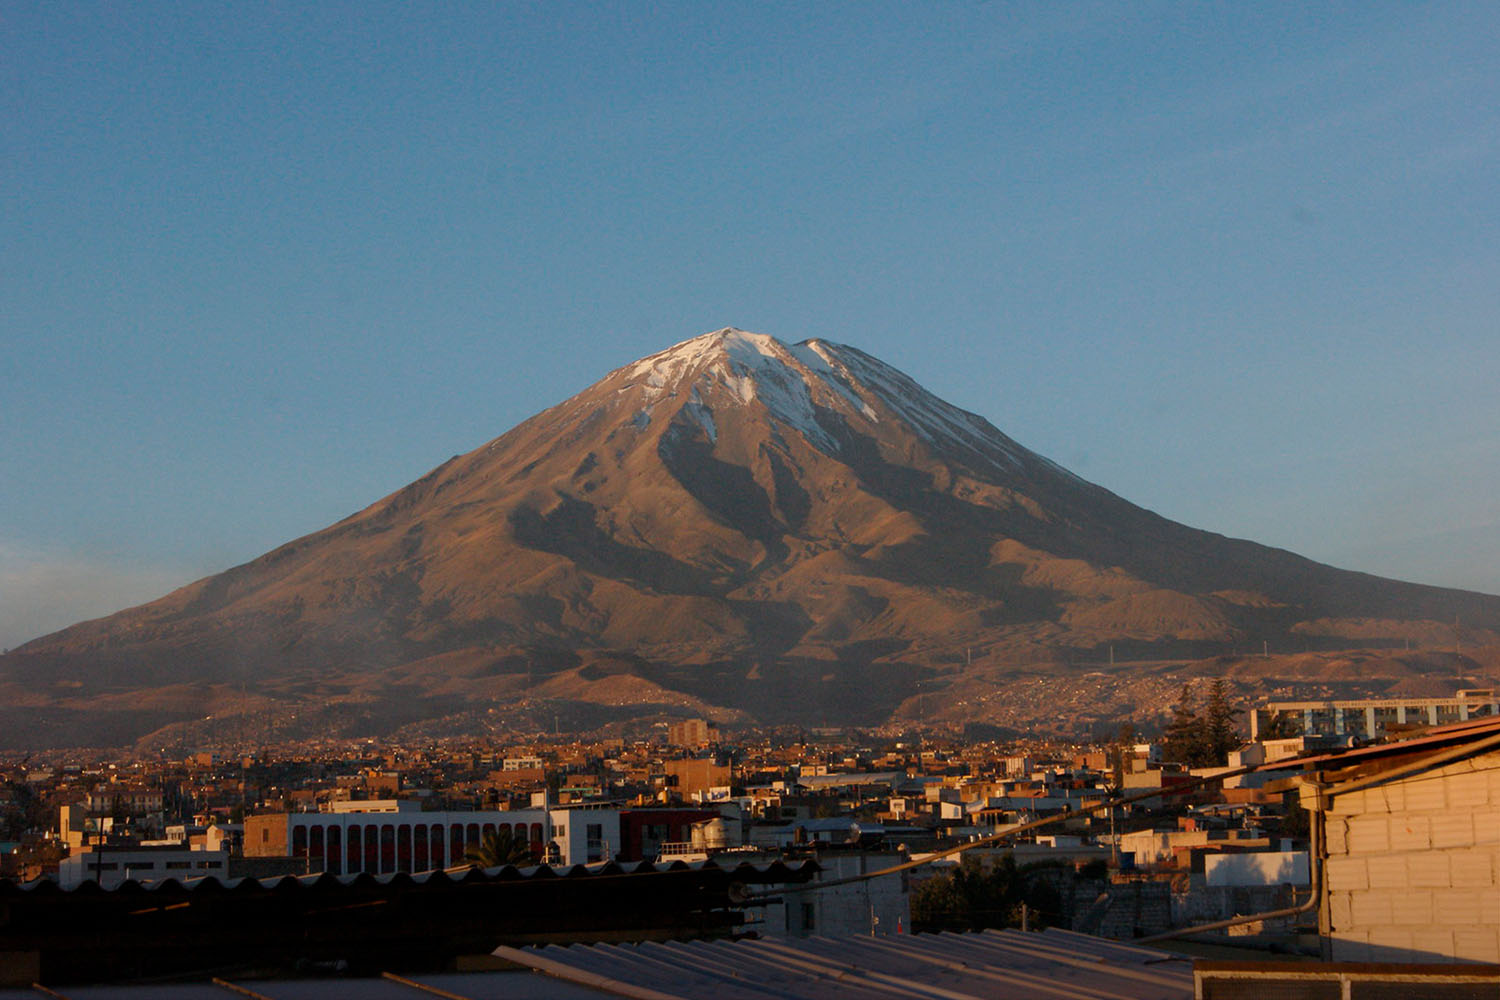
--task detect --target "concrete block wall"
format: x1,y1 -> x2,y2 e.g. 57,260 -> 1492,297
1322,751 -> 1500,964
1071,881 -> 1173,939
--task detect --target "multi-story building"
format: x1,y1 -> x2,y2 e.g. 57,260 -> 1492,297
1251,689 -> 1498,742
667,719 -> 719,749
243,801 -> 622,874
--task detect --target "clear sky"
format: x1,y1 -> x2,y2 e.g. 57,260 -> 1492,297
4,2 -> 1498,651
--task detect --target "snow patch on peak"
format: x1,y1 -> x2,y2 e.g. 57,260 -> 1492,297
805,341 -> 1035,474
615,328 -> 1069,472
598,327 -> 1088,486
789,340 -> 878,421
682,387 -> 717,443
622,328 -> 770,386
715,341 -> 836,450
614,328 -> 877,451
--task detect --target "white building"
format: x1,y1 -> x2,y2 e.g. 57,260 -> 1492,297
245,803 -> 622,874
59,847 -> 229,890
755,851 -> 911,937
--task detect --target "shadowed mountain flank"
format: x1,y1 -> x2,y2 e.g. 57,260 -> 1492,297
4,328 -> 1498,748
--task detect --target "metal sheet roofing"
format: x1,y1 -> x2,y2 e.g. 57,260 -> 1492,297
1,856 -> 818,896
0,930 -> 1194,999
496,928 -> 1195,1000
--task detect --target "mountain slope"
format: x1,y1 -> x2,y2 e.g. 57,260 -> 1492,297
5,328 -> 1498,747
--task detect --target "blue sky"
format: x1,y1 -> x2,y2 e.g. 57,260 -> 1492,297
4,2 -> 1498,650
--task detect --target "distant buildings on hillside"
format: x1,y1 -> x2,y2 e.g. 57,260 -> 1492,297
1251,689 -> 1498,742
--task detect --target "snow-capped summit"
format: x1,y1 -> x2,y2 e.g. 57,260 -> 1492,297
610,327 -> 1041,475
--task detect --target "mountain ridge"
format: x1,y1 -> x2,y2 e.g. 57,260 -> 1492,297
5,328 -> 1498,749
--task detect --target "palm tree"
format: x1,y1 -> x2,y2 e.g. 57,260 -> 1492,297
463,827 -> 534,868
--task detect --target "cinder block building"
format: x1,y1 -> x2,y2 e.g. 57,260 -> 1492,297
1315,716 -> 1500,963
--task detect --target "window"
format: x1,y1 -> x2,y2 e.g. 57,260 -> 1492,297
802,902 -> 815,931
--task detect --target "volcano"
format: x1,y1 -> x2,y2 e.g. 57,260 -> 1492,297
6,328 -> 1499,748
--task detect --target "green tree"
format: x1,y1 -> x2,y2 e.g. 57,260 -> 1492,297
910,855 -> 1062,933
464,827 -> 533,868
1203,679 -> 1244,764
1162,683 -> 1210,766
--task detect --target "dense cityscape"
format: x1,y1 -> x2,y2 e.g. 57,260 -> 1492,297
4,686 -> 1499,993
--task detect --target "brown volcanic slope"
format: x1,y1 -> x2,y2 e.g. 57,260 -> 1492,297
5,329 -> 1499,748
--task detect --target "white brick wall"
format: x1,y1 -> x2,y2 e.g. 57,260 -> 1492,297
1325,749 -> 1500,964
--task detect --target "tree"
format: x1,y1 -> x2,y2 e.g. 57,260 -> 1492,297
464,827 -> 533,868
910,855 -> 1063,933
1162,683 -> 1210,766
1203,679 -> 1244,764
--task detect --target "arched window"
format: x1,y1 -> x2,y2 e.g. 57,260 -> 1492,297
291,825 -> 307,858
450,825 -> 464,866
364,824 -> 379,873
346,826 -> 362,874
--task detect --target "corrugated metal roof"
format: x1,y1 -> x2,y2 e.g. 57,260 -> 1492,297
0,931 -> 1194,999
495,929 -> 1195,1000
1,856 -> 819,896
0,972 -> 607,1000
